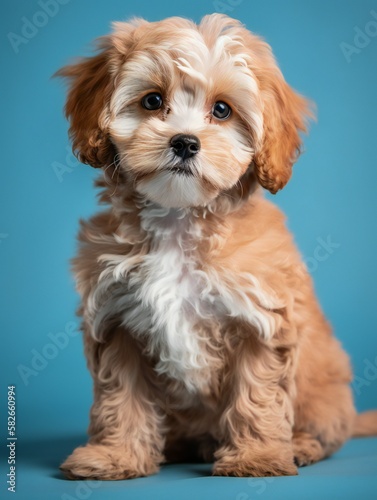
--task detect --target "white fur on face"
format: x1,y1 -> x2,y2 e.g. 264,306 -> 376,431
137,171 -> 210,209
108,30 -> 263,208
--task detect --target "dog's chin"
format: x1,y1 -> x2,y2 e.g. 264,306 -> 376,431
136,169 -> 219,209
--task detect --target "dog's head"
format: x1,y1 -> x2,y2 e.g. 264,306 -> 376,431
57,14 -> 312,208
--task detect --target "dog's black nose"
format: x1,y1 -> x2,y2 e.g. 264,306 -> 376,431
170,134 -> 201,160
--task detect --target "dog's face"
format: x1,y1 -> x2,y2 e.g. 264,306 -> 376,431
109,26 -> 261,208
58,15 -> 312,208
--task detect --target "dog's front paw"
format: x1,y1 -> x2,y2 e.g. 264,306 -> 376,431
213,447 -> 298,477
60,444 -> 159,480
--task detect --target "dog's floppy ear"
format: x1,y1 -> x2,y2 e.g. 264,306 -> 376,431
254,69 -> 312,193
55,40 -> 115,169
55,19 -> 146,169
246,35 -> 314,194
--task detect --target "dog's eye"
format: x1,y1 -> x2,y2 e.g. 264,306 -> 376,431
142,93 -> 163,110
212,101 -> 231,120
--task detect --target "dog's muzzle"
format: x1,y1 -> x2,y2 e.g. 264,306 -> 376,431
169,134 -> 200,175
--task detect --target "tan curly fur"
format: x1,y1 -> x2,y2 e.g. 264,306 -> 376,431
57,14 -> 377,480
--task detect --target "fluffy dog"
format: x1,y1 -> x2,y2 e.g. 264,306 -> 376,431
58,14 -> 377,479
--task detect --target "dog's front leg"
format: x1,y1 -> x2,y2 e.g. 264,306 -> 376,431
61,327 -> 165,480
213,335 -> 298,477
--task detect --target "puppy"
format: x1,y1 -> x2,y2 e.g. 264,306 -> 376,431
57,14 -> 377,479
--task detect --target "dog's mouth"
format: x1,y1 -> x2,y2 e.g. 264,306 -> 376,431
168,166 -> 194,176
168,160 -> 195,176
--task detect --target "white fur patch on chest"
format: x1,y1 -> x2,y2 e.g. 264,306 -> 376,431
130,206 -> 214,391
88,205 -> 278,392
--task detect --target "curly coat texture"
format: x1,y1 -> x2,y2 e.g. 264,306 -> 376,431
57,14 -> 377,479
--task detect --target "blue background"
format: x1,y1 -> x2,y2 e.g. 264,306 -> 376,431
1,0 -> 376,498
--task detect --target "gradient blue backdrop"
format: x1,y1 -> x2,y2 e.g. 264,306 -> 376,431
1,1 -> 377,499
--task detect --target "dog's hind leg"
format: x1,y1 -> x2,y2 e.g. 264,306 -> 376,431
293,332 -> 356,465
